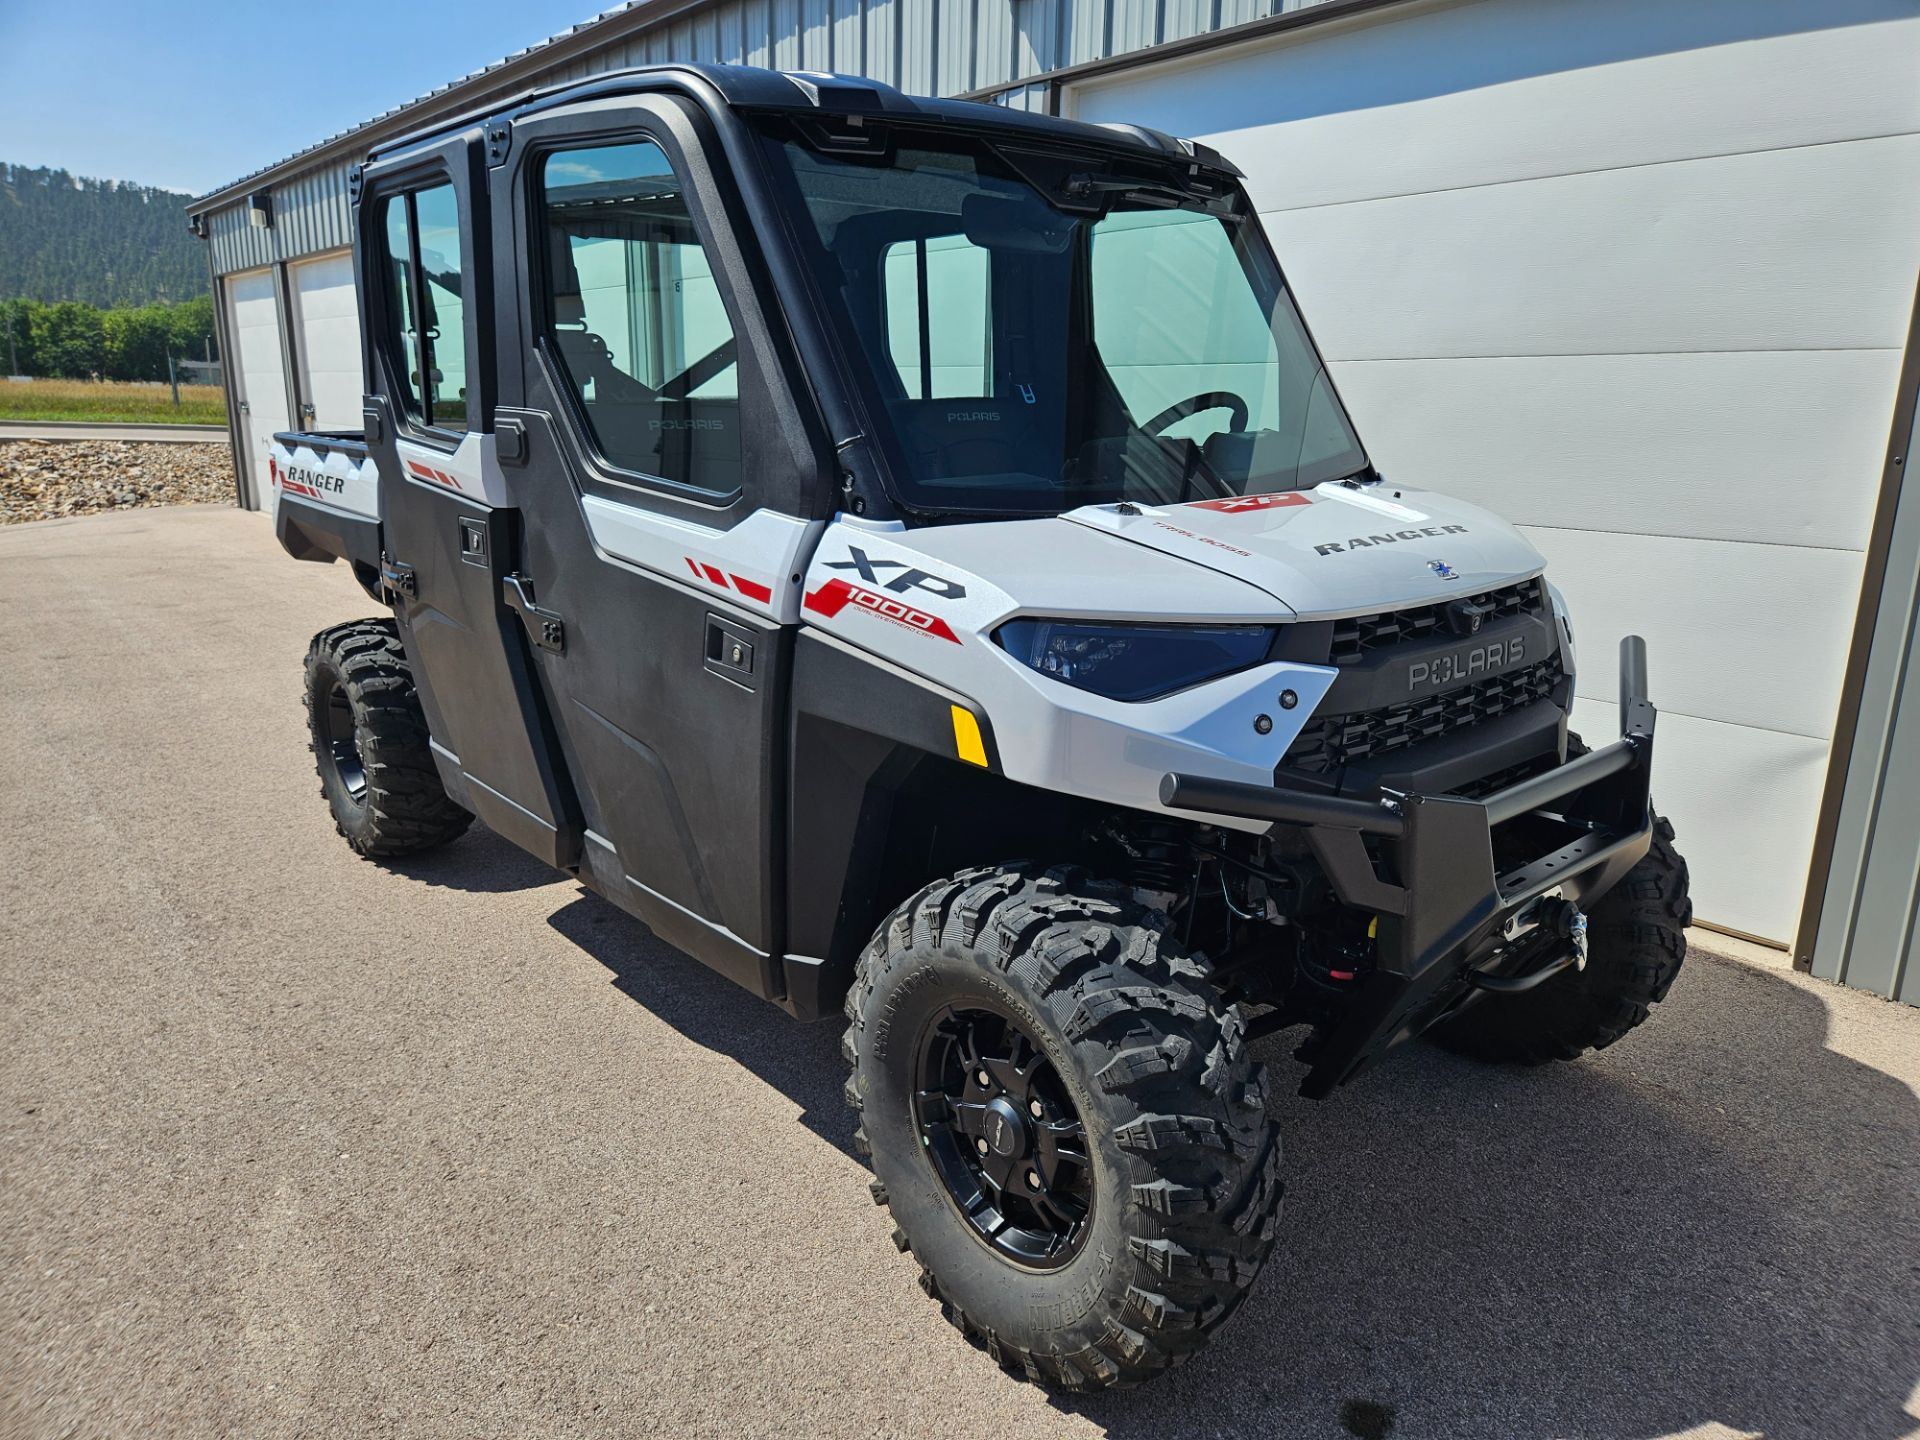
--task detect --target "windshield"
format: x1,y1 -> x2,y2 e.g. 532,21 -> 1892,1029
766,124 -> 1367,515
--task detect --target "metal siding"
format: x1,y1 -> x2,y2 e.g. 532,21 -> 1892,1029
1813,382 -> 1920,1002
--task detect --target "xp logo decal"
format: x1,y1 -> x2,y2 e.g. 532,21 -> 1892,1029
1188,493 -> 1312,514
804,578 -> 960,643
826,546 -> 968,600
1428,559 -> 1460,580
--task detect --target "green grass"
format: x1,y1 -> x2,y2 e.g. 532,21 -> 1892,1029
0,378 -> 228,426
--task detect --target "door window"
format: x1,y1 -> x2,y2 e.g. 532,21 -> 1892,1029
539,140 -> 740,495
377,183 -> 470,434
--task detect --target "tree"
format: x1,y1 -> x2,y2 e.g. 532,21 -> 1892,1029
102,305 -> 173,381
0,298 -> 37,375
31,301 -> 105,378
167,294 -> 218,363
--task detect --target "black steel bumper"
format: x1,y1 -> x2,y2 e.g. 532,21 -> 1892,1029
1162,637 -> 1660,1098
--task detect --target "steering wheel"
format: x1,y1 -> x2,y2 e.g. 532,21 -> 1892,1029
1142,391 -> 1249,438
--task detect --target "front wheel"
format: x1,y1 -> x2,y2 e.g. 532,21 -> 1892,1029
842,865 -> 1282,1391
1428,813 -> 1691,1065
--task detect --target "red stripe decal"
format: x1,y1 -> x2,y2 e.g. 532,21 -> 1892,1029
686,557 -> 704,577
1187,493 -> 1312,513
700,563 -> 728,588
803,578 -> 959,643
729,574 -> 773,604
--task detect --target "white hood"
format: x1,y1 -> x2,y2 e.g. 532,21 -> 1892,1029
1064,482 -> 1546,617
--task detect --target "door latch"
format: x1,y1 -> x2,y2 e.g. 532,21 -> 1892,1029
502,573 -> 565,655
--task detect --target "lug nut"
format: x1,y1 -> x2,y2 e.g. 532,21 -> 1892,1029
976,1137 -> 989,1155
1026,1171 -> 1041,1190
976,1069 -> 990,1088
1028,1099 -> 1043,1118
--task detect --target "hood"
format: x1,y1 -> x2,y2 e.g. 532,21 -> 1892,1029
1064,482 -> 1546,616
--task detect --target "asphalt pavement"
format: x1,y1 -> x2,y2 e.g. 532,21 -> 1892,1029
2,506 -> 1917,1440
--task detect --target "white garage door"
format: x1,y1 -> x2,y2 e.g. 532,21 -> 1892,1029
1068,0 -> 1920,941
288,251 -> 364,431
225,267 -> 290,509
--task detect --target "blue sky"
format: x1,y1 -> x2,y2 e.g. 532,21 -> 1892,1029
0,0 -> 611,196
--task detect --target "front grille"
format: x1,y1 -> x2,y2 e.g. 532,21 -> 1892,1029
1284,654 -> 1566,774
1329,578 -> 1546,666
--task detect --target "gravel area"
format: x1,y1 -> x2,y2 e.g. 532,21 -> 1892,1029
0,439 -> 235,523
2,507 -> 1917,1440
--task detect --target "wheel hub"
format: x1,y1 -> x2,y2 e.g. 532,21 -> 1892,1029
911,1002 -> 1092,1269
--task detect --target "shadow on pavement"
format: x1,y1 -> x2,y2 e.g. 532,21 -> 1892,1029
385,824 -> 572,895
544,889 -> 854,1160
538,877 -> 1916,1440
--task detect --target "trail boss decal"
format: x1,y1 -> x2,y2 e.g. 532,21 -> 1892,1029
1315,524 -> 1468,556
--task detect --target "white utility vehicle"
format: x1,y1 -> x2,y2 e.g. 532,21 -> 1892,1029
271,64 -> 1689,1390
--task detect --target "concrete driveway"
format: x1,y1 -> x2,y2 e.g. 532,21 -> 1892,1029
2,506 -> 1917,1440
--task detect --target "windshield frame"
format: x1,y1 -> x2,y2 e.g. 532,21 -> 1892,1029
751,114 -> 1372,521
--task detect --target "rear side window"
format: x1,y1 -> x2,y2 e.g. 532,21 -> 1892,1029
539,140 -> 741,496
377,184 -> 469,434
882,234 -> 990,399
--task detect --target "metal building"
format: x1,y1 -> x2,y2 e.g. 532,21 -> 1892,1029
189,0 -> 1920,998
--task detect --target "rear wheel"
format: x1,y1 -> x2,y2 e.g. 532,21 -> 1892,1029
303,618 -> 470,858
843,864 -> 1282,1391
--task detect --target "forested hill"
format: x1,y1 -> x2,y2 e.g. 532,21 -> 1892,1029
0,163 -> 206,307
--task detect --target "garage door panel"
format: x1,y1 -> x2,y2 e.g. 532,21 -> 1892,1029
1570,698 -> 1826,944
1074,4 -> 1920,214
1265,134 -> 1920,362
1527,526 -> 1861,741
1332,350 -> 1898,551
289,253 -> 364,432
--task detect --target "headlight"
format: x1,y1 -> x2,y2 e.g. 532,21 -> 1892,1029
994,618 -> 1273,702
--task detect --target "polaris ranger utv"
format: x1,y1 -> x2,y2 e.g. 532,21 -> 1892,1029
271,63 -> 1689,1391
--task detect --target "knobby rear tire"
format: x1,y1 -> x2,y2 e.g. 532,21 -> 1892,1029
303,618 -> 471,858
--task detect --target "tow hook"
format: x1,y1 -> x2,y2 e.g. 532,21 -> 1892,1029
1471,897 -> 1589,993
1535,897 -> 1589,972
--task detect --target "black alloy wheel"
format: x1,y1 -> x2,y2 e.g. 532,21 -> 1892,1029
321,677 -> 369,810
913,1001 -> 1092,1268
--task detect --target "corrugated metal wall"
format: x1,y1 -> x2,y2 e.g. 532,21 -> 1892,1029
202,0 -> 1347,270
1807,329 -> 1920,1005
208,158 -> 357,275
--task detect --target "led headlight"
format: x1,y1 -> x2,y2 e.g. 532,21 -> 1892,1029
994,618 -> 1273,702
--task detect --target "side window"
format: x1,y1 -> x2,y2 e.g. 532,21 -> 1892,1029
377,183 -> 470,434
540,140 -> 740,495
881,234 -> 990,399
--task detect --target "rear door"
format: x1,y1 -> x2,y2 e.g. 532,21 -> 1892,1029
487,92 -> 832,992
359,131 -> 575,866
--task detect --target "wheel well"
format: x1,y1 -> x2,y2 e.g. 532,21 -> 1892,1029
783,715 -> 1124,1016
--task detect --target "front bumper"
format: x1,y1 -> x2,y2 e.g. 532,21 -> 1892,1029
1163,636 -> 1660,1098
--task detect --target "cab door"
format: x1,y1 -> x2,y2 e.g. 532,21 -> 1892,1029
359,134 -> 575,866
485,93 -> 833,997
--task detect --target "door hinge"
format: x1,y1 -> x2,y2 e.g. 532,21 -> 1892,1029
381,556 -> 417,599
502,573 -> 565,654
